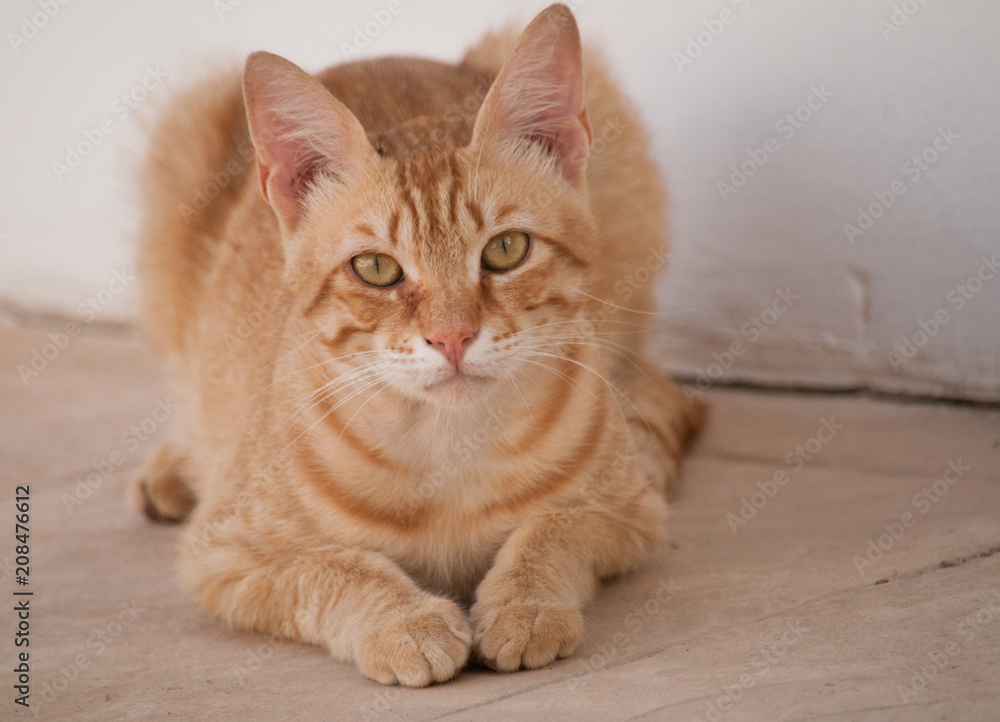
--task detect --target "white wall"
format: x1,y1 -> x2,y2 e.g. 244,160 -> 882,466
1,0 -> 998,401
650,0 -> 1000,403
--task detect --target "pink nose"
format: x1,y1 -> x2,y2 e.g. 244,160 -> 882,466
425,327 -> 478,371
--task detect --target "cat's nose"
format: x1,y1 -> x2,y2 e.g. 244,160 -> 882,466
425,327 -> 479,371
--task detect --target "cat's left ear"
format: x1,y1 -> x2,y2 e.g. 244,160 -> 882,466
471,4 -> 592,184
243,51 -> 376,235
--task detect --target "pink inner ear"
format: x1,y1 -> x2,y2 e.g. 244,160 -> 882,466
473,6 -> 592,183
523,101 -> 592,181
256,115 -> 330,203
248,89 -> 338,211
243,52 -> 373,232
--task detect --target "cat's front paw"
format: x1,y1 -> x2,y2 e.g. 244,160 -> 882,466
356,597 -> 472,687
471,599 -> 583,672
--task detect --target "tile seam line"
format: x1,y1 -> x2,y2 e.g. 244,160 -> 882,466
426,550 -> 1000,719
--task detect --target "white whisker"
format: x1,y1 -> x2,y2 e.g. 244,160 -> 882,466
571,288 -> 689,316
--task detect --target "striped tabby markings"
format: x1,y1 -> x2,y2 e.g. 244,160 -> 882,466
446,155 -> 462,227
531,231 -> 588,268
396,157 -> 444,240
386,209 -> 400,246
495,354 -> 579,459
353,222 -> 377,238
298,378 -> 607,532
465,199 -> 485,232
397,167 -> 421,239
478,401 -> 607,520
308,393 -> 402,473
321,325 -> 367,351
492,203 -> 519,226
303,272 -> 336,317
295,450 -> 430,531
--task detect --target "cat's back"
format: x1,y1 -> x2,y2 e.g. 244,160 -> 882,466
317,57 -> 492,157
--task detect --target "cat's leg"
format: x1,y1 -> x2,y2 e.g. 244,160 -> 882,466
179,521 -> 471,686
635,377 -> 704,499
130,442 -> 197,522
470,362 -> 699,671
470,481 -> 667,671
616,358 -> 704,499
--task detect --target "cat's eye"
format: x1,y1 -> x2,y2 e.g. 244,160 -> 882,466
351,253 -> 403,287
482,231 -> 530,272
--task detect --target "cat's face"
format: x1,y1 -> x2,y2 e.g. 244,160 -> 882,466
244,8 -> 593,404
290,145 -> 595,403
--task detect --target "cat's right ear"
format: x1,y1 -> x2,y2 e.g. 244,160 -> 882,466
243,52 -> 375,235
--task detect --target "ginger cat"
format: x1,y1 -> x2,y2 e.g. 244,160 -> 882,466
132,4 -> 700,686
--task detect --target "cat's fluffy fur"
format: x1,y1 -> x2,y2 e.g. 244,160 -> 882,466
132,4 -> 701,686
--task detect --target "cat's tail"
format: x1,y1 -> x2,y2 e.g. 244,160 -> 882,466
137,68 -> 252,357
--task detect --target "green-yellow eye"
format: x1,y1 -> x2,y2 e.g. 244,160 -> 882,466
482,231 -> 530,272
351,253 -> 403,287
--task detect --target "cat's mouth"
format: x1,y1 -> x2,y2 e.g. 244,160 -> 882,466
424,371 -> 490,393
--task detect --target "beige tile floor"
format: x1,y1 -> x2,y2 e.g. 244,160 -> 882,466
2,323 -> 999,721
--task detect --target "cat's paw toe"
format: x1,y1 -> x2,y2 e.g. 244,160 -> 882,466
472,600 -> 582,672
357,598 -> 471,687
